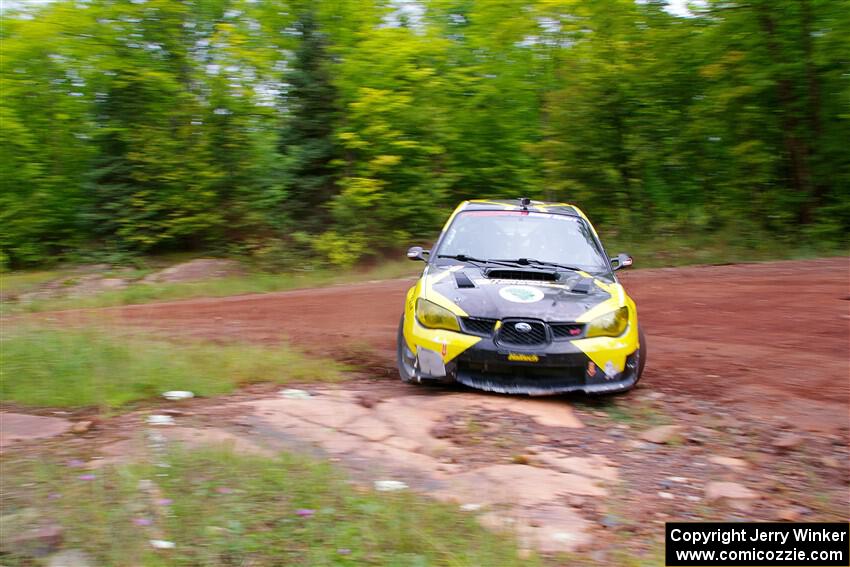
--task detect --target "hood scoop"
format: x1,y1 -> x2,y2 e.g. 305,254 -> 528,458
571,277 -> 594,293
485,269 -> 558,282
454,271 -> 476,288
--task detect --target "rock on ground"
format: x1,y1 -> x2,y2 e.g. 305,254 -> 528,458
244,392 -> 602,552
142,259 -> 243,284
71,421 -> 94,434
639,425 -> 683,444
705,481 -> 758,503
0,523 -> 64,557
17,275 -> 127,301
772,433 -> 804,451
708,455 -> 749,470
67,276 -> 127,298
0,413 -> 73,450
46,549 -> 95,567
147,391 -> 603,553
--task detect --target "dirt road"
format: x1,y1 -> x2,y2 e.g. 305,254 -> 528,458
61,257 -> 849,431
5,257 -> 848,560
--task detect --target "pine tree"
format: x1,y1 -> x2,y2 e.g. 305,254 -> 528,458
280,7 -> 339,222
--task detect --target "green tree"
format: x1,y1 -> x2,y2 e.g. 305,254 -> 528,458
1,0 -> 847,268
279,6 -> 340,224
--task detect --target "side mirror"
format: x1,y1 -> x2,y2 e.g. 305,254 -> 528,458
407,246 -> 430,262
611,253 -> 633,271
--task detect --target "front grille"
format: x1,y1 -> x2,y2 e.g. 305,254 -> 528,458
497,320 -> 547,346
461,317 -> 498,337
551,323 -> 584,340
462,318 -> 585,342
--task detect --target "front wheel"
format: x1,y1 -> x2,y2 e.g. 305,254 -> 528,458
397,316 -> 418,384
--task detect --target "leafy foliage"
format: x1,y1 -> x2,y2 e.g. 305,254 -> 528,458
1,0 -> 847,269
279,5 -> 340,223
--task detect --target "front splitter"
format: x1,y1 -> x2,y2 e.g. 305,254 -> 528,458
454,369 -> 638,396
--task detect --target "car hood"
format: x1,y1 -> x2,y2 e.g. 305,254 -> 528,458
424,265 -> 617,322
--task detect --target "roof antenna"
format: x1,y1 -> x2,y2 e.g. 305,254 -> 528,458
519,197 -> 531,210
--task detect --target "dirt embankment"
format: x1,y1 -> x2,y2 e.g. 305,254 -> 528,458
46,257 -> 850,431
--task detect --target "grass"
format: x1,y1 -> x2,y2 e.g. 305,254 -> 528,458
0,326 -> 347,410
0,269 -> 60,296
573,394 -> 670,426
602,230 -> 847,269
0,446 -> 539,566
1,259 -> 421,314
3,236 -> 847,314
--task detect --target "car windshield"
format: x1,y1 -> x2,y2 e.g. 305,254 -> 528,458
435,211 -> 610,273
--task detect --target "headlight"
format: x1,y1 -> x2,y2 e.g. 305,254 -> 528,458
416,298 -> 460,331
586,306 -> 629,338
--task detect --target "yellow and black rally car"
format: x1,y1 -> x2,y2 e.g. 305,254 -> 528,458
398,198 -> 645,395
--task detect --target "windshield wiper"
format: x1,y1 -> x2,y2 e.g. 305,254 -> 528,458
437,254 -> 489,263
437,255 -> 586,272
492,258 -> 585,273
436,254 -> 525,269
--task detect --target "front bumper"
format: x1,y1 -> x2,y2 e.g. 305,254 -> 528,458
415,332 -> 640,395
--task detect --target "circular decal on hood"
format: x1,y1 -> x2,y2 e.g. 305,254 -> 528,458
499,285 -> 544,304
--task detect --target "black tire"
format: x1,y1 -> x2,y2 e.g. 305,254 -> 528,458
636,325 -> 647,383
397,315 -> 418,384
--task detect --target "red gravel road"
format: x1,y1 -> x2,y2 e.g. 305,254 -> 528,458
55,257 -> 850,432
